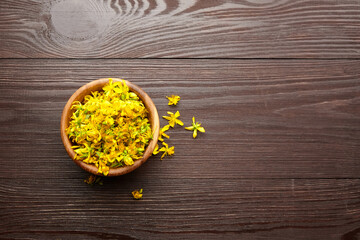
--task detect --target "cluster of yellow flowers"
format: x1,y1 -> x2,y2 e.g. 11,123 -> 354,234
67,79 -> 152,176
152,95 -> 205,161
76,83 -> 206,201
131,94 -> 205,199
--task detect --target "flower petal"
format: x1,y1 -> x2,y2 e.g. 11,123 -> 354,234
175,119 -> 184,126
185,126 -> 194,131
153,144 -> 159,155
163,116 -> 171,121
162,125 -> 170,132
198,127 -> 205,133
193,129 -> 198,138
168,146 -> 175,155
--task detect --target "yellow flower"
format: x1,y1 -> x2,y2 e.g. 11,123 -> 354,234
123,155 -> 134,166
166,95 -> 180,106
159,142 -> 175,160
84,175 -> 96,185
97,162 -> 110,176
132,189 -> 143,200
102,78 -> 115,92
153,144 -> 160,155
84,175 -> 103,185
185,117 -> 205,138
158,125 -> 170,142
162,111 -> 183,128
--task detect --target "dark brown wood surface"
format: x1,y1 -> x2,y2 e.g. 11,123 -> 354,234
0,0 -> 360,239
0,59 -> 359,179
0,0 -> 360,58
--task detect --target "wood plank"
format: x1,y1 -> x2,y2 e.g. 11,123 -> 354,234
0,178 -> 359,239
0,0 -> 359,58
0,59 -> 359,179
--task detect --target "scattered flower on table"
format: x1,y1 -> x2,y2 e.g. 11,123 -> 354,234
158,125 -> 170,142
163,111 -> 183,128
166,95 -> 181,106
84,175 -> 103,186
185,117 -> 205,138
159,142 -> 175,160
132,189 -> 143,200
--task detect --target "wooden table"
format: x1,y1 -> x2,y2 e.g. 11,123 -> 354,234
1,1 -> 359,239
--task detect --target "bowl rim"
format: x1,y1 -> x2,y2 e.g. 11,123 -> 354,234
60,78 -> 160,177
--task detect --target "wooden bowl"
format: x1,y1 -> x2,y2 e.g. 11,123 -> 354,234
60,78 -> 160,176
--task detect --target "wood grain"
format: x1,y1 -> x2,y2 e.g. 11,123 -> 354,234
0,59 -> 359,179
0,178 -> 359,239
1,0 -> 359,238
0,0 -> 359,58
